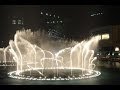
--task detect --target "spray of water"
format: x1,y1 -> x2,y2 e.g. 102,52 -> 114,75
1,29 -> 101,80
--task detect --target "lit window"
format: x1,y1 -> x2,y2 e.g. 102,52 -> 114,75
102,34 -> 109,40
50,14 -> 51,16
12,20 -> 16,24
115,47 -> 119,51
53,21 -> 55,23
18,20 -> 22,24
54,15 -> 55,17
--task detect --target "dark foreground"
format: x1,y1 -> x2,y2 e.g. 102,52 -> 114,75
0,66 -> 120,85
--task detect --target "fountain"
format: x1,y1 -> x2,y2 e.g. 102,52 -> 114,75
2,29 -> 101,80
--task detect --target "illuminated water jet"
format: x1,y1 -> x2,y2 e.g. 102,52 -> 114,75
1,29 -> 101,80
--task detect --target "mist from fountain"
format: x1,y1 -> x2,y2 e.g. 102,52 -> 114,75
0,29 -> 101,80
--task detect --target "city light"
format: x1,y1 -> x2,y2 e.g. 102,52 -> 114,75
90,12 -> 103,17
41,12 -> 43,14
12,20 -> 16,24
46,13 -> 48,16
112,53 -> 114,56
18,20 -> 22,24
119,53 -> 120,56
47,22 -> 49,24
97,53 -> 99,55
60,21 -> 62,23
102,34 -> 109,40
115,47 -> 119,51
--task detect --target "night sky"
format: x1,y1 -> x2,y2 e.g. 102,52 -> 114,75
1,5 -> 120,46
46,6 -> 120,32
48,5 -> 120,34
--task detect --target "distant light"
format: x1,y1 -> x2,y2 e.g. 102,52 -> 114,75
47,22 -> 49,24
54,15 -> 55,17
53,21 -> 55,23
91,15 -> 94,17
90,14 -> 95,16
102,34 -> 109,40
115,47 -> 119,51
58,16 -> 59,18
12,20 -> 16,24
60,21 -> 62,23
50,14 -> 51,16
18,20 -> 22,24
112,53 -> 114,56
90,12 -> 103,17
97,53 -> 99,55
46,13 -> 48,16
41,12 -> 43,14
119,53 -> 120,56
57,21 -> 58,23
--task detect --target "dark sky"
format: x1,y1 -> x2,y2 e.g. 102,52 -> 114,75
40,5 -> 120,35
1,5 -> 120,46
1,5 -> 120,33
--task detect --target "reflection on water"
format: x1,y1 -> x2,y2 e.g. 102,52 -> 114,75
1,61 -> 120,85
0,76 -> 100,85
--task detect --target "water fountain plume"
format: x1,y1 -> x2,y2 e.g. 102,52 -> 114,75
1,29 -> 101,80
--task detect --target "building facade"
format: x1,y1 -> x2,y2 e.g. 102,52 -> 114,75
90,25 -> 120,57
